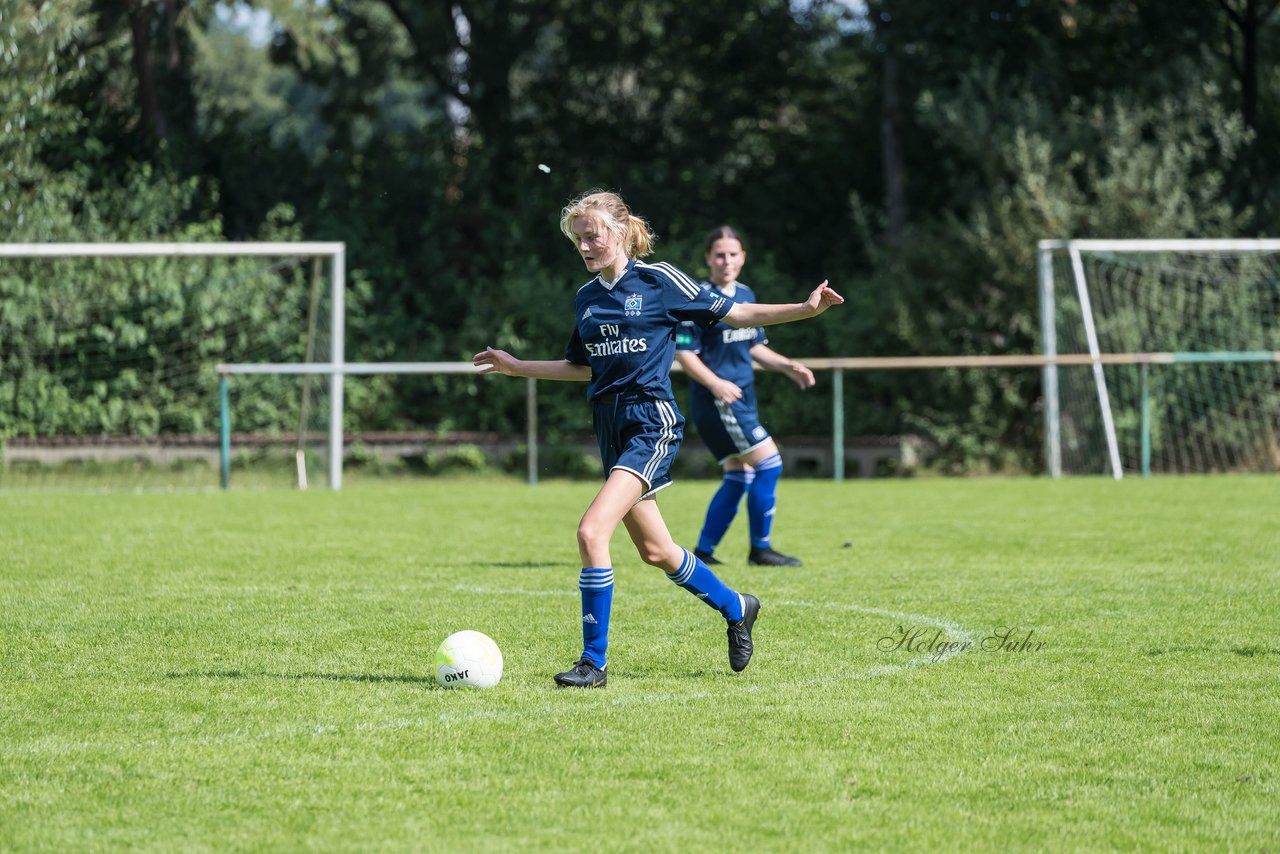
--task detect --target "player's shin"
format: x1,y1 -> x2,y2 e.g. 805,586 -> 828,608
579,567 -> 613,668
747,454 -> 783,547
697,470 -> 750,556
666,549 -> 744,622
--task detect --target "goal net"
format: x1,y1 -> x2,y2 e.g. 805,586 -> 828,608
0,244 -> 340,491
1040,240 -> 1280,477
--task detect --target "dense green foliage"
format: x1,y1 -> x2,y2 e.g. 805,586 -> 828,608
2,0 -> 1278,470
2,478 -> 1278,849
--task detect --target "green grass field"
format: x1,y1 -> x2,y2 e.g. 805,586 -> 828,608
2,476 -> 1278,851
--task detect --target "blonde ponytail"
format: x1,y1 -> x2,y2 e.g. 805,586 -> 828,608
626,214 -> 655,258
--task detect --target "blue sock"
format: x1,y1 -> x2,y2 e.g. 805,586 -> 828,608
747,453 -> 783,548
696,471 -> 751,555
579,567 -> 613,669
668,548 -> 744,622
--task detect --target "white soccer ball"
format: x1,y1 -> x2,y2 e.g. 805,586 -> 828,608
435,630 -> 503,689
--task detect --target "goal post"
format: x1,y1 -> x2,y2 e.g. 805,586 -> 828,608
0,242 -> 344,490
1038,239 -> 1280,478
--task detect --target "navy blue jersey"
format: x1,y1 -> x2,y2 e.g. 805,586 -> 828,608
675,281 -> 767,392
565,260 -> 732,401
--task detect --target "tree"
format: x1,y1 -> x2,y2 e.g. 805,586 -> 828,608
1213,0 -> 1280,129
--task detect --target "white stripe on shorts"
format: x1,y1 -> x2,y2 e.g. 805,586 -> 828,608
641,399 -> 680,486
714,399 -> 751,452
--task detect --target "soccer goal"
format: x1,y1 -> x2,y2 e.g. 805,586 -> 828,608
0,243 -> 344,491
1039,239 -> 1280,478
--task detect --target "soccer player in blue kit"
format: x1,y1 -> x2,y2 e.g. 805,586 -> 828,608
676,226 -> 817,567
473,190 -> 842,688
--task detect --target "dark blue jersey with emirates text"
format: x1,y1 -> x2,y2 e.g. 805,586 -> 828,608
675,281 -> 767,396
565,260 -> 732,401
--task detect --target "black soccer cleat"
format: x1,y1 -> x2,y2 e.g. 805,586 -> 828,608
693,548 -> 722,566
554,658 -> 607,688
748,546 -> 802,567
727,593 -> 761,672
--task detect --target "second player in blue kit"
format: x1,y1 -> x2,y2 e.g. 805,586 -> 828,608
676,226 -> 819,567
474,191 -> 842,687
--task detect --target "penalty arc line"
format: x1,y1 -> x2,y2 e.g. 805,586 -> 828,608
766,598 -> 977,688
147,591 -> 980,745
450,585 -> 978,691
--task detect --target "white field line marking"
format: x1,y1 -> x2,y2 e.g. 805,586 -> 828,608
451,584 -> 573,597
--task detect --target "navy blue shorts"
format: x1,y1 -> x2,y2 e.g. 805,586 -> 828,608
689,385 -> 771,464
592,392 -> 684,498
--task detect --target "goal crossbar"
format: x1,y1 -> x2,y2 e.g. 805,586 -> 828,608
1039,239 -> 1280,252
0,242 -> 344,258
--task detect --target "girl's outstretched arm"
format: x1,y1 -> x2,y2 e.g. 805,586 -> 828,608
472,347 -> 592,381
723,280 -> 843,329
